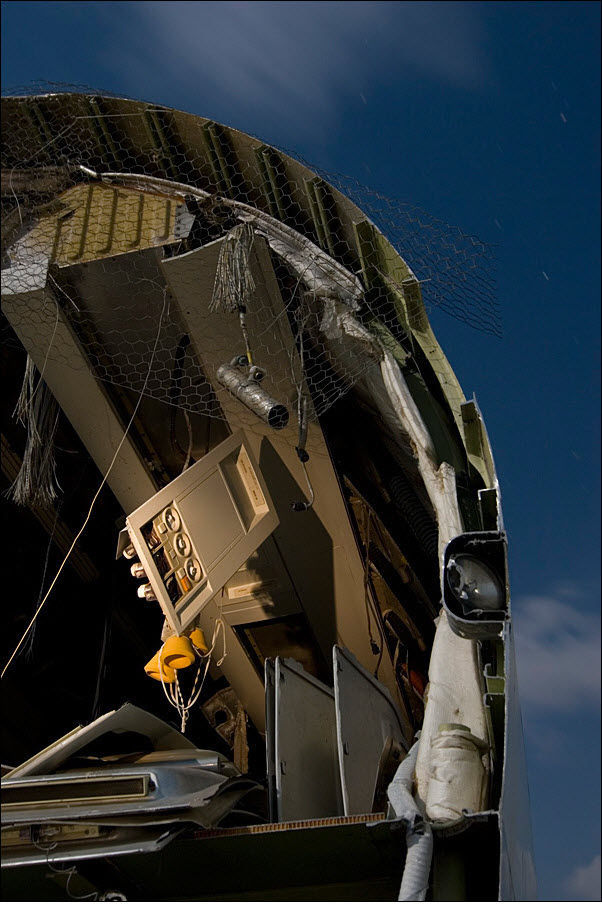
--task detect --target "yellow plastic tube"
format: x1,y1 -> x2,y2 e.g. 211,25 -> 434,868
144,652 -> 176,684
162,634 -> 195,670
189,627 -> 209,655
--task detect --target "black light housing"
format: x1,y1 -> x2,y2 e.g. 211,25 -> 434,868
442,531 -> 509,639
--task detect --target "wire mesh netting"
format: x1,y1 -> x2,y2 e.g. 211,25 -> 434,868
282,152 -> 500,337
1,86 -> 499,437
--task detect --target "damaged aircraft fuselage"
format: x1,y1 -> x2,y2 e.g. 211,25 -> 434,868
1,91 -> 536,902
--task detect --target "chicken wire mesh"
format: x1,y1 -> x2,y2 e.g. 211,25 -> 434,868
286,156 -> 500,337
1,87 -> 499,438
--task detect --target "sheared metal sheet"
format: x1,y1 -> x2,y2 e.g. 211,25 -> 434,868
333,645 -> 409,815
6,703 -> 197,779
273,657 -> 342,821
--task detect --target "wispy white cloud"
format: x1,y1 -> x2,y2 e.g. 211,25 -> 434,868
552,580 -> 583,599
115,1 -> 488,129
565,853 -> 601,901
513,595 -> 601,709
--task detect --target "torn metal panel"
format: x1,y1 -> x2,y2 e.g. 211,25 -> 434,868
379,350 -> 464,563
353,218 -> 466,434
2,705 -> 260,851
2,762 -> 227,825
333,645 -> 410,815
273,657 -> 343,821
5,704 -> 197,779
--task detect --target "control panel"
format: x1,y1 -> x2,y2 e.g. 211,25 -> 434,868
122,431 -> 278,634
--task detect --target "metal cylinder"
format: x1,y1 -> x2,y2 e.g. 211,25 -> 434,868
216,363 -> 289,430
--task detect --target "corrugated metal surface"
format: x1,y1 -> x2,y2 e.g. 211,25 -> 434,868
14,183 -> 181,268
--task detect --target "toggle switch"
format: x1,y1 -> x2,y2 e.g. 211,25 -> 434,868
130,562 -> 147,580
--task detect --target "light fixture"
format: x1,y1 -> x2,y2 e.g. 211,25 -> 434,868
445,554 -> 504,612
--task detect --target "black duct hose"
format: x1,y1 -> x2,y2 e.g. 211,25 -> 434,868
388,472 -> 439,561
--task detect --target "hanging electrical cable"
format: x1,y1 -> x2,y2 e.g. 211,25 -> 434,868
1,289 -> 169,679
210,221 -> 256,364
158,618 -> 227,733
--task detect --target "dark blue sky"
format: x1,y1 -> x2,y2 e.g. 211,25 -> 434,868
2,2 -> 600,899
